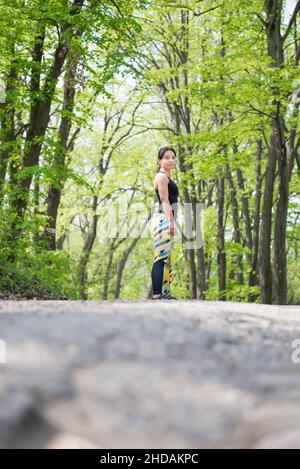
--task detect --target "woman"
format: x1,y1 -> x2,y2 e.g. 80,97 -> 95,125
151,146 -> 179,300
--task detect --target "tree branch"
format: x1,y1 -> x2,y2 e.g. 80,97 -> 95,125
282,0 -> 300,43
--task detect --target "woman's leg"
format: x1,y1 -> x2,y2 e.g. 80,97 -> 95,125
161,240 -> 175,298
151,258 -> 165,294
152,214 -> 174,298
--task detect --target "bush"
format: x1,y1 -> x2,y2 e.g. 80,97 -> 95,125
0,247 -> 79,300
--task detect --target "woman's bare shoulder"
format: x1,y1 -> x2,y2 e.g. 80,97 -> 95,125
154,172 -> 168,190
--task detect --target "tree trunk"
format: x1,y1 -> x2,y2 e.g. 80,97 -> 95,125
273,115 -> 288,304
103,241 -> 116,300
114,217 -> 150,299
44,52 -> 79,250
216,175 -> 226,300
225,164 -> 244,285
0,48 -> 16,205
273,14 -> 300,304
259,0 -> 284,304
78,195 -> 98,300
248,139 -> 263,301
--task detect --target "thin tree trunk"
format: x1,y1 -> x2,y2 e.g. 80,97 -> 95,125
216,175 -> 226,300
103,241 -> 116,300
216,26 -> 226,300
273,13 -> 300,304
248,139 -> 263,301
44,51 -> 79,250
32,174 -> 40,247
273,114 -> 288,304
114,216 -> 150,298
56,215 -> 75,250
0,48 -> 16,205
259,0 -> 284,304
78,195 -> 98,300
225,164 -> 244,285
195,182 -> 206,299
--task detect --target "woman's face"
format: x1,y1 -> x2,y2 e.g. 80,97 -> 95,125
160,150 -> 176,171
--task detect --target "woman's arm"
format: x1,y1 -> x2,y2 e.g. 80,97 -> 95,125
156,174 -> 175,237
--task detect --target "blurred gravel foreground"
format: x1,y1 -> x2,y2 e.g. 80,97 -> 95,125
0,300 -> 300,449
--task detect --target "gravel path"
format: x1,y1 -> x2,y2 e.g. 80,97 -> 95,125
0,300 -> 300,448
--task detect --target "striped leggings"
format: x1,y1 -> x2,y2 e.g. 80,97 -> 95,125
151,213 -> 175,298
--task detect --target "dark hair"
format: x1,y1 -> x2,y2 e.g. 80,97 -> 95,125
156,146 -> 176,172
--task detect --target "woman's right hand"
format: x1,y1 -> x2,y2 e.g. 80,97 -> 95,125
169,221 -> 175,238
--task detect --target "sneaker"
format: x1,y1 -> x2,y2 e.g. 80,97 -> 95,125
151,294 -> 163,300
151,294 -> 177,300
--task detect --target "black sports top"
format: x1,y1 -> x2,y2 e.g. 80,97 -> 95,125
155,171 -> 179,214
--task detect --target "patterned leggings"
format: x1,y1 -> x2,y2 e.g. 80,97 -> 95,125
151,213 -> 175,298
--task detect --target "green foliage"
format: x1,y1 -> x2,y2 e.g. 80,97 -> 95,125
288,260 -> 300,305
0,0 -> 299,303
0,245 -> 78,300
